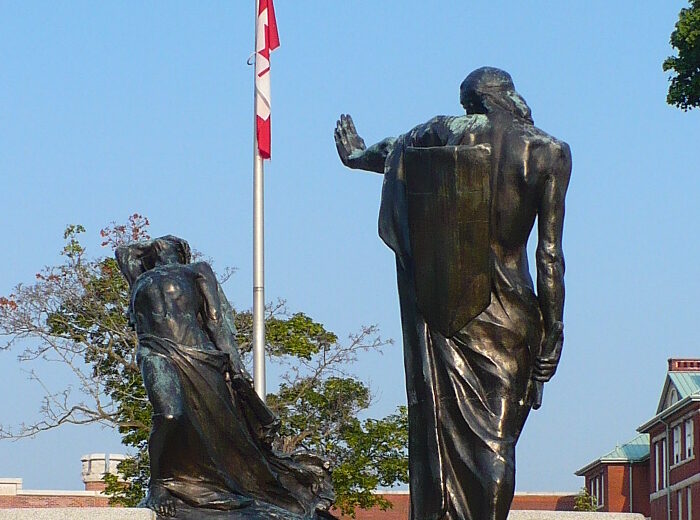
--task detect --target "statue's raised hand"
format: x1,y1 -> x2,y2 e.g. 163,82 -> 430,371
334,114 -> 367,168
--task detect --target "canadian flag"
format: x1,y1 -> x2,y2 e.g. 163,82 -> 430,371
255,0 -> 280,160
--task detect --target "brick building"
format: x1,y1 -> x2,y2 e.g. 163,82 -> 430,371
577,358 -> 700,520
575,434 -> 650,515
338,492 -> 576,519
639,359 -> 700,520
0,453 -> 122,508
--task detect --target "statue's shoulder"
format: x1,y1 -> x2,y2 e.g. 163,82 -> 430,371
523,124 -> 569,150
518,124 -> 571,163
447,114 -> 489,136
521,126 -> 572,182
189,261 -> 217,280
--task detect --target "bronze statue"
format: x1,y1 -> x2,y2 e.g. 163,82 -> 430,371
115,236 -> 334,519
334,67 -> 571,520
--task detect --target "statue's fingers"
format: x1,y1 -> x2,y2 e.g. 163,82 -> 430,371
343,114 -> 362,146
534,367 -> 556,378
533,364 -> 556,376
342,114 -> 355,136
347,114 -> 358,134
334,130 -> 349,162
334,124 -> 348,151
339,123 -> 350,148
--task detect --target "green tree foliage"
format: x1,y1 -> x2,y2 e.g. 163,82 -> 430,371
0,216 -> 407,517
573,487 -> 597,512
664,0 -> 700,110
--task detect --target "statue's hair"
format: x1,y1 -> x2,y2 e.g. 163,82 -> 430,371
115,235 -> 191,287
460,67 -> 534,124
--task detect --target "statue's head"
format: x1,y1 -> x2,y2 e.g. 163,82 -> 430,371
460,67 -> 533,124
115,235 -> 192,287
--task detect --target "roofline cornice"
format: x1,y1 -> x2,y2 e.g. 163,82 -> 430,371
574,455 -> 650,476
638,395 -> 700,433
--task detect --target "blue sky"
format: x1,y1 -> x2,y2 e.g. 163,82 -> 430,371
1,1 -> 699,493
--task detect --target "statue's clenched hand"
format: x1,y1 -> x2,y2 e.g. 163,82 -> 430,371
532,322 -> 564,383
334,114 -> 367,168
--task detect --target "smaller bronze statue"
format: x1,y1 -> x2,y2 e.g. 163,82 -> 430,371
334,67 -> 571,520
116,236 -> 334,519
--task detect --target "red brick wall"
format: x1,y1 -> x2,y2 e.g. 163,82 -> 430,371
650,423 -> 668,495
84,481 -> 107,492
333,493 -> 576,519
651,494 -> 668,520
581,461 -> 649,515
0,495 -> 110,508
1,491 -> 575,516
632,462 -> 650,517
669,410 -> 700,486
510,494 -> 576,510
335,495 -> 410,520
606,464 -> 628,512
691,481 -> 700,520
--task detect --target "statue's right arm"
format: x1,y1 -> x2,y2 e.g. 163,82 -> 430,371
533,141 -> 572,383
194,263 -> 248,376
334,114 -> 395,173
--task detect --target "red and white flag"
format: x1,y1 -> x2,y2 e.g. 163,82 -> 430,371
255,0 -> 280,159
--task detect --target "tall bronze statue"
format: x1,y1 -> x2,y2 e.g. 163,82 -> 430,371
116,236 -> 334,519
334,67 -> 571,520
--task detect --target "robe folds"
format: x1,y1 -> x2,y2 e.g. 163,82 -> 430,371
378,117 -> 544,520
136,334 -> 334,519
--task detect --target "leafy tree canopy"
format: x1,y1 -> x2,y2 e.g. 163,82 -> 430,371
664,0 -> 700,110
0,216 -> 407,517
573,487 -> 597,512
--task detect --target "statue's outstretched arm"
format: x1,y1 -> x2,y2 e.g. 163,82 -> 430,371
334,114 -> 396,173
533,142 -> 572,383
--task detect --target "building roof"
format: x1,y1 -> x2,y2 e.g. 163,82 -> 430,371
657,372 -> 700,412
574,434 -> 650,476
638,366 -> 700,433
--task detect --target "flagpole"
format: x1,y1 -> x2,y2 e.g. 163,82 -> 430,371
252,0 -> 266,403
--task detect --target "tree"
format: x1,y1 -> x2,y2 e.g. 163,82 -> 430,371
663,0 -> 700,110
573,487 -> 597,512
0,216 -> 408,517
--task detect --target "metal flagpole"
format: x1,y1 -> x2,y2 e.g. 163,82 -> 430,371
252,0 -> 266,403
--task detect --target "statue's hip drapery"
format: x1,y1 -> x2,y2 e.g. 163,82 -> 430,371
136,335 -> 333,518
396,260 -> 542,520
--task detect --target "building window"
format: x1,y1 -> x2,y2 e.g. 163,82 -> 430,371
656,442 -> 661,491
679,490 -> 683,520
675,425 -> 682,464
659,439 -> 667,489
590,474 -> 603,508
671,388 -> 679,405
686,419 -> 694,458
687,488 -> 692,520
